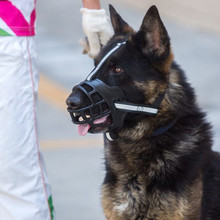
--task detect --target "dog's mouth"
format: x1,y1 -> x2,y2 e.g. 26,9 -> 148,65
77,114 -> 111,136
67,105 -> 112,135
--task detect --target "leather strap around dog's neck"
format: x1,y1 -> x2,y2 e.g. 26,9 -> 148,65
151,118 -> 178,137
105,118 -> 178,141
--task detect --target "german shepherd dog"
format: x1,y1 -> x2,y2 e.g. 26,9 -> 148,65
66,5 -> 220,220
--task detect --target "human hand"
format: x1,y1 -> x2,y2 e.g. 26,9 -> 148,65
80,8 -> 114,58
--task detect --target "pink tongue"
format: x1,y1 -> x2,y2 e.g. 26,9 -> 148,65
94,115 -> 109,124
78,124 -> 91,136
77,115 -> 109,136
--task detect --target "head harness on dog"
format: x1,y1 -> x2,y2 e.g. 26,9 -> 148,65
67,40 -> 165,139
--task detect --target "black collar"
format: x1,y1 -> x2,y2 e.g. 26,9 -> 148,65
151,118 -> 178,136
105,118 -> 178,141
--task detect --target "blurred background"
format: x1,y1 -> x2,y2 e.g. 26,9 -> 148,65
36,0 -> 220,219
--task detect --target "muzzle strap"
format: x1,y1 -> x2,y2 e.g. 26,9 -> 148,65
86,41 -> 127,81
68,39 -> 167,138
114,102 -> 158,115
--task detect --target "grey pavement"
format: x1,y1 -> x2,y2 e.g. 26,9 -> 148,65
36,1 -> 220,219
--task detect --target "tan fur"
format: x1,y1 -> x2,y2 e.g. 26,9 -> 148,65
103,110 -> 204,220
135,80 -> 167,104
120,64 -> 181,141
102,175 -> 203,220
102,191 -> 124,220
123,26 -> 134,35
184,176 -> 203,219
119,118 -> 151,141
99,6 -> 208,220
101,61 -> 205,220
134,49 -> 174,107
169,67 -> 181,85
150,49 -> 174,74
162,49 -> 174,73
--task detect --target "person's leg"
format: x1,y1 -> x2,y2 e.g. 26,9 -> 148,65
0,36 -> 54,220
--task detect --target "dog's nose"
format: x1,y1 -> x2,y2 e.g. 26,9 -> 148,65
66,95 -> 81,108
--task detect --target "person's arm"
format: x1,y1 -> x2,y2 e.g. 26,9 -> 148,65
82,0 -> 101,9
80,0 -> 114,58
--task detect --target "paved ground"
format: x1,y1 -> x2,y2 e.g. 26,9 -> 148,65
36,1 -> 220,219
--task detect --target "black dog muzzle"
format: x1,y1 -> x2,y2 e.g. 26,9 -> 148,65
68,79 -> 126,133
67,41 -> 163,138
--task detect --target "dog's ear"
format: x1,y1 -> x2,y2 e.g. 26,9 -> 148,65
109,4 -> 134,35
138,5 -> 170,58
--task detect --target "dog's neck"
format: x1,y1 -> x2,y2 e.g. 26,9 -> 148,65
112,64 -> 192,141
106,116 -> 178,141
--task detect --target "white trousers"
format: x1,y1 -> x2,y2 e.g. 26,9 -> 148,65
0,37 -> 53,220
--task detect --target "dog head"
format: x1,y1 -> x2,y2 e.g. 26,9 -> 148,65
66,5 -> 174,138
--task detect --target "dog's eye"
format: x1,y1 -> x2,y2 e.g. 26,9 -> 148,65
113,67 -> 123,74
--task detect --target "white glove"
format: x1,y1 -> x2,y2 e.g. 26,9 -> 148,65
80,8 -> 114,58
